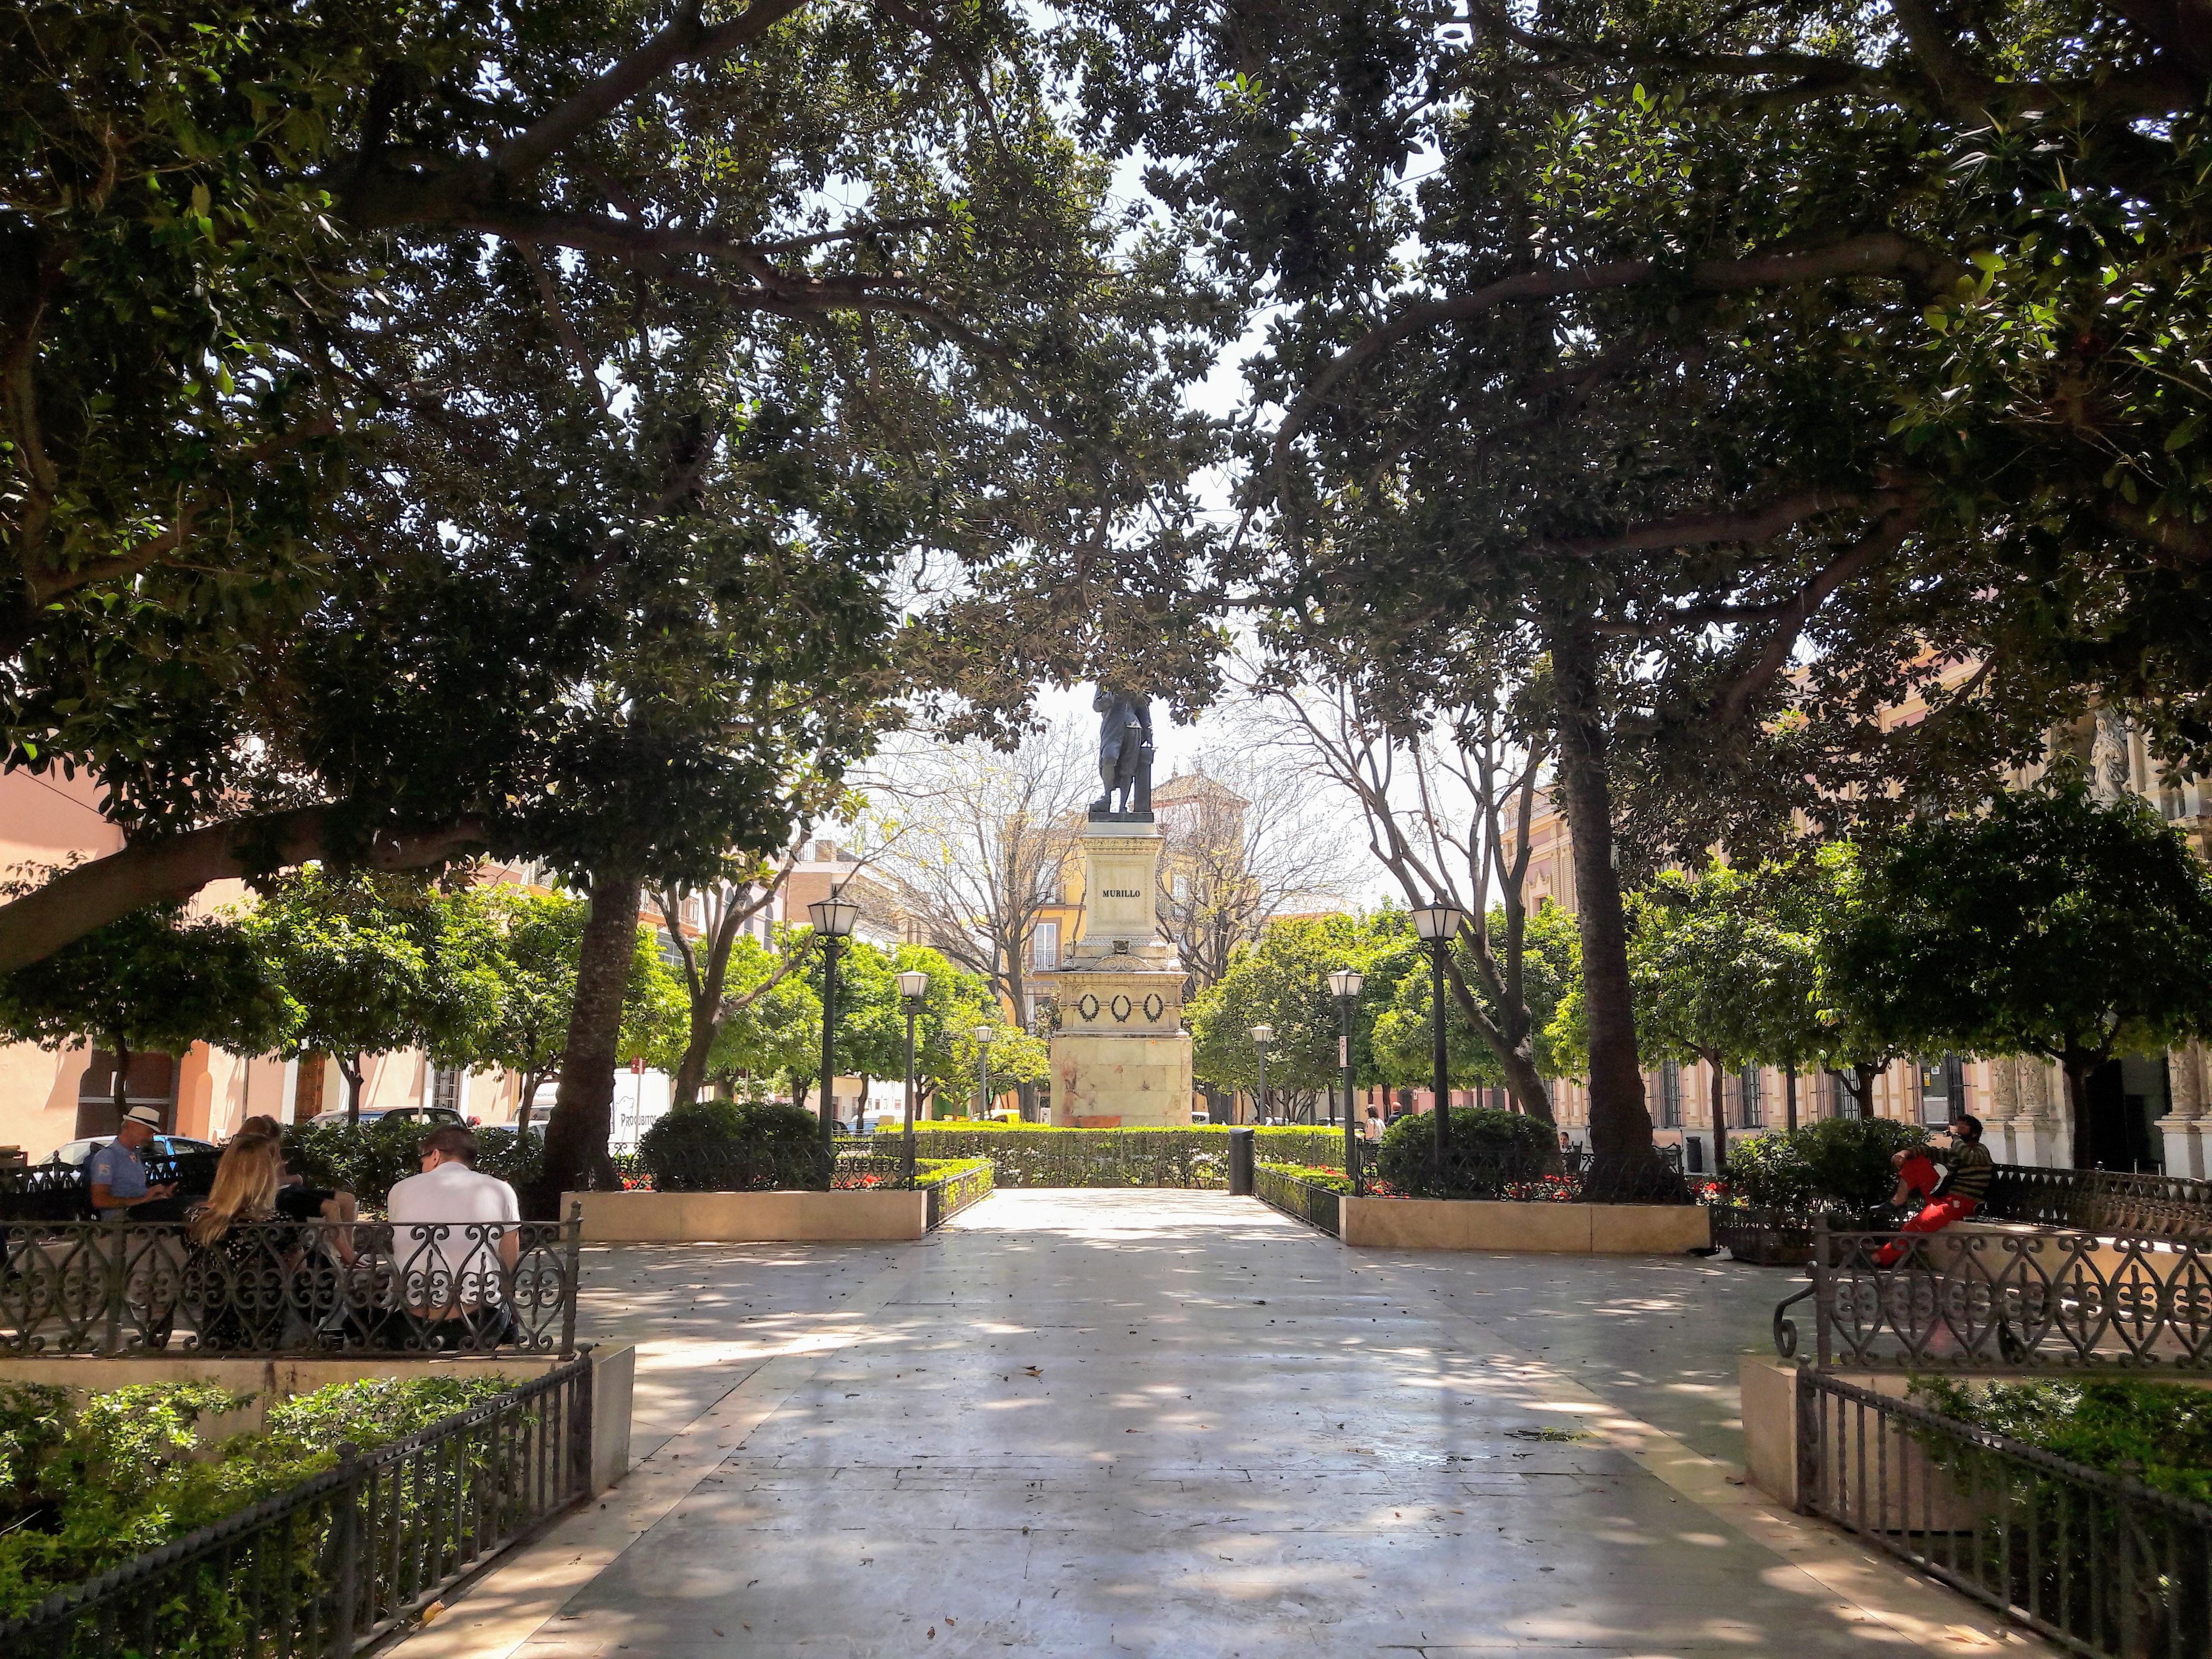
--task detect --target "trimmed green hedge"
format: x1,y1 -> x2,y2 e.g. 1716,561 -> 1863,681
1721,1116 -> 1927,1211
284,1119 -> 542,1210
641,1099 -> 828,1192
1909,1376 -> 2212,1506
1257,1161 -> 1354,1194
1371,1107 -> 1554,1198
884,1124 -> 1352,1187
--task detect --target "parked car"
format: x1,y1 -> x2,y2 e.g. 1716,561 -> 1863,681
42,1134 -> 218,1168
303,1106 -> 466,1130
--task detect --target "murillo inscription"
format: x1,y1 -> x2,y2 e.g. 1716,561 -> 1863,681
1101,888 -> 1142,898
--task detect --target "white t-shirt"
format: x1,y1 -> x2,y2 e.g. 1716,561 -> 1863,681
386,1162 -> 521,1309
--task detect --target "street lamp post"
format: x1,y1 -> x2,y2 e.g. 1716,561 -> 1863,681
807,888 -> 860,1157
1327,967 -> 1364,1194
1409,901 -> 1468,1184
1250,1025 -> 1274,1125
973,1024 -> 996,1119
896,968 -> 929,1185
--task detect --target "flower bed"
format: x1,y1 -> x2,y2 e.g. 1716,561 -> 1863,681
1254,1164 -> 1342,1235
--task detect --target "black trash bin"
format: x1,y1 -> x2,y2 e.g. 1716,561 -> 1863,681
1227,1126 -> 1255,1195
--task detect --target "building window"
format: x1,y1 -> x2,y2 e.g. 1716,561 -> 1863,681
1031,921 -> 1060,971
1658,1061 -> 1682,1129
1917,1055 -> 1964,1125
430,1066 -> 461,1114
1738,1065 -> 1763,1129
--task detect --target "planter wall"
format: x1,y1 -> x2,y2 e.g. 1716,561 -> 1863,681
1339,1196 -> 1711,1254
566,1187 -> 928,1243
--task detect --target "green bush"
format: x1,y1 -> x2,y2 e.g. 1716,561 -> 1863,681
1909,1377 -> 2212,1506
1372,1107 -> 1553,1198
283,1118 -> 542,1210
1257,1161 -> 1354,1194
0,1373 -> 513,1617
1720,1116 -> 1926,1211
640,1098 -> 828,1191
887,1124 -> 1351,1187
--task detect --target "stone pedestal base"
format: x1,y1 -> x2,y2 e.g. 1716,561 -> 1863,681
2158,1115 -> 2209,1178
1050,1032 -> 1193,1127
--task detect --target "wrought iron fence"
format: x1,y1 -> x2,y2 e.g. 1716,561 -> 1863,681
0,1150 -> 221,1223
1796,1220 -> 2212,1369
0,1352 -> 595,1658
1253,1164 -> 1341,1236
1708,1201 -> 1893,1266
0,1210 -> 581,1357
1796,1371 -> 2212,1658
922,1159 -> 995,1228
1985,1165 -> 2212,1250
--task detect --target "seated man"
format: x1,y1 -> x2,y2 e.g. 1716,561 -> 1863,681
1874,1112 -> 1996,1266
87,1105 -> 185,1221
385,1125 -> 521,1348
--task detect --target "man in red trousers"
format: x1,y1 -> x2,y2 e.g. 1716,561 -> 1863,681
1874,1113 -> 1995,1267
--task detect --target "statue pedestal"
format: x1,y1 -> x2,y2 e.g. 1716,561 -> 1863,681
1049,820 -> 1192,1127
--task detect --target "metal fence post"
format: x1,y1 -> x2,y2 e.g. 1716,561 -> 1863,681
1811,1215 -> 1833,1369
1793,1372 -> 1821,1519
330,1442 -> 363,1653
567,1352 -> 595,1500
559,1205 -> 582,1358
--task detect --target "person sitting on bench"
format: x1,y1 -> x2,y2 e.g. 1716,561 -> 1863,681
1874,1113 -> 1995,1266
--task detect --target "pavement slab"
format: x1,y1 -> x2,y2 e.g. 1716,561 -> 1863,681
397,1190 -> 2052,1658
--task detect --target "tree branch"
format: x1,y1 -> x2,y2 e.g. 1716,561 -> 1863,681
1531,489 -> 1864,561
0,808 -> 488,974
1705,506 -> 1917,729
1272,234 -> 1963,471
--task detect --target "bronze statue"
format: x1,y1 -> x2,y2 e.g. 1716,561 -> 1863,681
1092,688 -> 1154,817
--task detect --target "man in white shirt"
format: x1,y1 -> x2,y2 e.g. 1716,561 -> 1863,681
385,1125 -> 521,1347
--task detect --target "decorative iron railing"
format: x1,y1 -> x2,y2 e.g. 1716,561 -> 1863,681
1253,1164 -> 1341,1236
1792,1220 -> 2212,1370
0,1150 -> 220,1222
0,1352 -> 595,1657
1984,1164 -> 2212,1250
921,1159 -> 994,1228
1797,1371 -> 2212,1658
0,1210 -> 582,1357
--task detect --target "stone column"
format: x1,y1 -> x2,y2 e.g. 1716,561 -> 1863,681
1999,1056 -> 2069,1169
2158,1042 -> 2209,1178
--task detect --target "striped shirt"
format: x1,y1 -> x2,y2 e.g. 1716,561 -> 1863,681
1933,1139 -> 1995,1204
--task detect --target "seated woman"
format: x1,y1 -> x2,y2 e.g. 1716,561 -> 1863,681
184,1139 -> 300,1350
229,1116 -> 359,1254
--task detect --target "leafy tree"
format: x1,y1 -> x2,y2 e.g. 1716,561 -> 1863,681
653,856 -> 799,1107
1828,786 -> 2212,1165
471,889 -> 688,1124
824,940 -> 1000,1119
1189,914 -> 1419,1118
946,1022 -> 1048,1118
0,895 -> 284,1123
1371,905 -> 1580,1101
706,932 -> 825,1111
243,869 -> 505,1123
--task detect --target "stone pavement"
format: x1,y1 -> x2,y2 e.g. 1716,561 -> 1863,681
397,1191 -> 2052,1658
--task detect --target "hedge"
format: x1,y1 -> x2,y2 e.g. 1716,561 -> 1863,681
882,1124 -> 1352,1187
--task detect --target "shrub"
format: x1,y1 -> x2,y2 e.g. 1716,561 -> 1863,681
1371,1107 -> 1554,1198
1720,1116 -> 1926,1212
640,1098 -> 828,1191
1258,1161 -> 1354,1194
1909,1377 -> 2212,1506
283,1118 -> 542,1210
0,1373 -> 513,1617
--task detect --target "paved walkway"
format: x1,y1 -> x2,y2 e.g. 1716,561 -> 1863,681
399,1192 -> 2049,1657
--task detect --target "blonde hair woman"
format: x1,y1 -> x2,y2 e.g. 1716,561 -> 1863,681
188,1137 -> 282,1246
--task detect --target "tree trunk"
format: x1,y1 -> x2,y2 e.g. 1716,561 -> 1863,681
1707,1053 -> 1729,1170
672,992 -> 718,1107
790,1077 -> 812,1115
529,869 -> 639,1215
341,1055 -> 365,1125
1550,623 -> 1650,1156
2066,1054 -> 2093,1168
1784,1065 -> 1798,1132
1496,1042 -> 1555,1126
1854,1064 -> 1879,1122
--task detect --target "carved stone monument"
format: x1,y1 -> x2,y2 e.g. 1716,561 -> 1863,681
1048,686 -> 1192,1126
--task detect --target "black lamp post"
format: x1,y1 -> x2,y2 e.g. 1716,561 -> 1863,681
808,888 -> 860,1154
896,968 -> 929,1184
1250,1024 -> 1274,1124
973,1023 -> 996,1118
1410,901 -> 1467,1182
1328,966 -> 1364,1194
